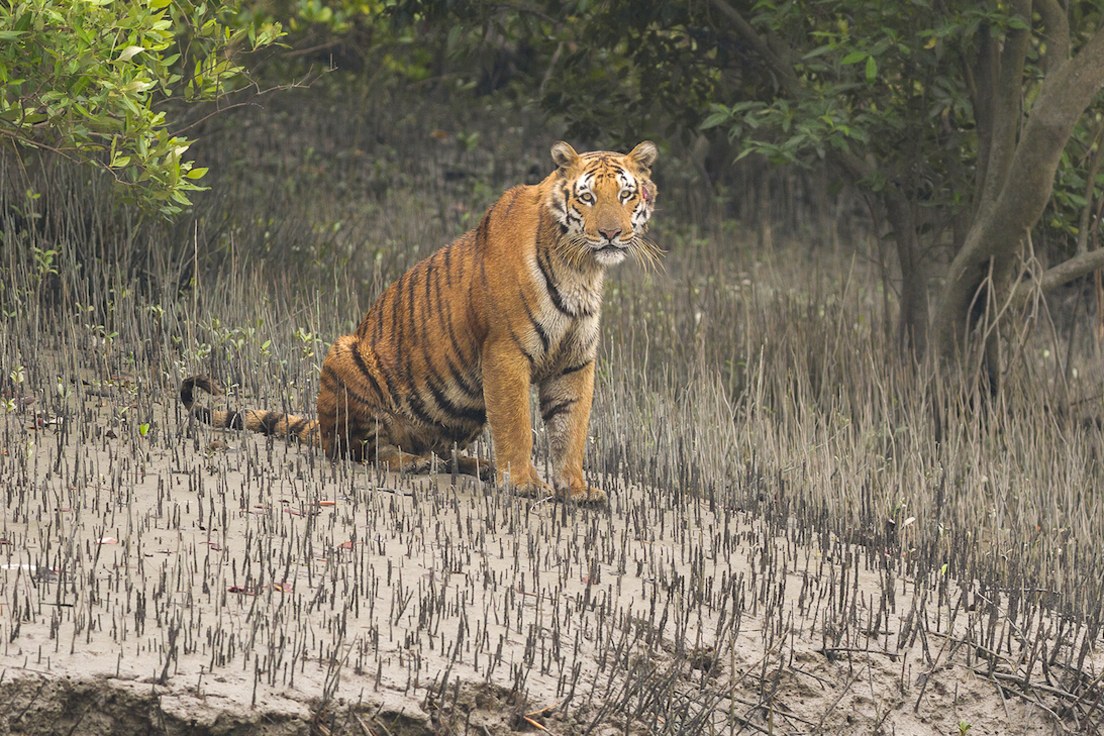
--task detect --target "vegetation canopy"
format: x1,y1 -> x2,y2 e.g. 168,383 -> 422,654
0,0 -> 281,215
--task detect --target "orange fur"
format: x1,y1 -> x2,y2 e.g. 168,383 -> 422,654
181,141 -> 660,503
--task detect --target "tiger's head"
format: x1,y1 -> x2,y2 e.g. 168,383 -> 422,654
549,141 -> 659,268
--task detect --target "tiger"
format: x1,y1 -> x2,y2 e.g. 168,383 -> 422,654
181,140 -> 659,503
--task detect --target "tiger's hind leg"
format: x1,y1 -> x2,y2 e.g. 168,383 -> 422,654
375,445 -> 437,474
316,336 -> 393,460
447,451 -> 494,480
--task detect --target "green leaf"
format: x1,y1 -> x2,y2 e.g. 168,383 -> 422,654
185,166 -> 207,179
840,50 -> 867,65
117,45 -> 145,62
700,109 -> 730,130
865,55 -> 878,83
802,45 -> 835,61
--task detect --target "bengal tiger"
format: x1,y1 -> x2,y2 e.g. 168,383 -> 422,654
181,141 -> 659,503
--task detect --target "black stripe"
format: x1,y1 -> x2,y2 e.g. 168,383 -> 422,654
465,285 -> 480,339
541,398 -> 577,423
475,211 -> 491,246
392,272 -> 406,376
443,244 -> 453,288
414,301 -> 445,393
479,254 -> 489,292
504,188 -> 521,218
259,411 -> 283,435
406,262 -> 421,345
456,238 -> 469,283
445,424 -> 478,444
371,292 -> 388,344
289,417 -> 309,437
322,366 -> 377,409
425,372 -> 486,425
227,411 -> 244,430
536,246 -> 574,317
407,389 -> 438,427
423,259 -> 434,334
429,252 -> 444,322
442,301 -> 470,365
508,326 -> 537,367
443,351 -> 480,398
348,343 -> 385,402
374,359 -> 397,406
551,196 -> 566,218
560,360 -> 592,376
520,290 -> 550,353
428,254 -> 452,357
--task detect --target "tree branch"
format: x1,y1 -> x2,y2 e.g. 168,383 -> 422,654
969,23 -> 997,203
978,0 -> 1031,212
934,19 -> 1104,356
1035,0 -> 1070,69
1010,248 -> 1104,309
707,0 -> 802,97
707,0 -> 879,185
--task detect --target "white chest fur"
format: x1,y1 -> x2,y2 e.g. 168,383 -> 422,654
520,250 -> 605,380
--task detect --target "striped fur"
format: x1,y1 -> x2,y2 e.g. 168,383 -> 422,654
180,141 -> 660,503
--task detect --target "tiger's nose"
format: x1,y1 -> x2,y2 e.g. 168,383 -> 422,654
598,227 -> 622,242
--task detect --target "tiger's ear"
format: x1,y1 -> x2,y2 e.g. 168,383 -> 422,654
628,141 -> 658,172
551,141 -> 579,172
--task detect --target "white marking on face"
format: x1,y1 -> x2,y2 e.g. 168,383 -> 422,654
617,170 -> 637,203
574,173 -> 596,206
593,247 -> 627,266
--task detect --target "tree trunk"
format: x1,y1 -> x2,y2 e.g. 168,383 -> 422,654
933,18 -> 1104,363
714,0 -> 1104,378
883,186 -> 929,353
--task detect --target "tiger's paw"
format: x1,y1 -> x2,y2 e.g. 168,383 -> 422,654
497,467 -> 552,499
559,484 -> 608,506
449,453 -> 495,481
513,482 -> 554,499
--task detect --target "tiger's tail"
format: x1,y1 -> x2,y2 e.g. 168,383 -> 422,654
180,375 -> 320,446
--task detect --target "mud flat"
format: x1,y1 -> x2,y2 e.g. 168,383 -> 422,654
0,388 -> 1095,735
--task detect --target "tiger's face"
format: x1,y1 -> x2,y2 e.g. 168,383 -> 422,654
549,141 -> 659,267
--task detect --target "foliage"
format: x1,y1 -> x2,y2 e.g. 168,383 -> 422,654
0,0 -> 281,215
380,1 -> 728,146
375,1 -> 1103,265
699,4 -> 1036,200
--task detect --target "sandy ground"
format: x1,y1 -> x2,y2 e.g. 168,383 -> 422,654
0,382 -> 1097,735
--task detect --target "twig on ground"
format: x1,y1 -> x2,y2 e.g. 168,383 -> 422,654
812,668 -> 860,733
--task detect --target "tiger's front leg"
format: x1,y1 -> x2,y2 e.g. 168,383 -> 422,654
538,361 -> 607,504
482,339 -> 551,496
